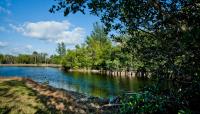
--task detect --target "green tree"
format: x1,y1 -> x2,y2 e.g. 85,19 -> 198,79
56,42 -> 66,57
0,54 -> 4,64
17,54 -> 30,64
86,23 -> 112,69
32,51 -> 38,64
49,55 -> 61,64
3,55 -> 16,64
0,52 -> 53,64
74,44 -> 92,69
62,22 -> 112,70
51,0 -> 200,113
62,49 -> 77,69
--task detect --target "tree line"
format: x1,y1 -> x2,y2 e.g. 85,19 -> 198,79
0,52 -> 51,64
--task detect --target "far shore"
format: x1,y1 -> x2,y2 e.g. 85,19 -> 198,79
0,64 -> 62,67
0,64 -> 144,78
68,69 -> 137,78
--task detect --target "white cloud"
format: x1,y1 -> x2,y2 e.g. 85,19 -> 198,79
10,20 -> 86,45
0,6 -> 11,15
0,41 -> 7,47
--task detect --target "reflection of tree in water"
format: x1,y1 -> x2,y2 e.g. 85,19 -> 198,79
136,67 -> 148,79
0,67 -> 148,98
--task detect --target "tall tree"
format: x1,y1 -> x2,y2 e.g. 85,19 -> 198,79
32,51 -> 38,64
0,54 -> 4,64
86,23 -> 112,69
56,42 -> 66,57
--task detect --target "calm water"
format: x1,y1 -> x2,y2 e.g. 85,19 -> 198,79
0,66 -> 150,98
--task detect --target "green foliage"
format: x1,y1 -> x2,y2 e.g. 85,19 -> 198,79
56,42 -> 66,57
50,0 -> 200,78
0,55 -> 16,64
0,52 -> 50,64
120,91 -> 167,113
62,49 -> 78,69
62,23 -> 117,70
120,82 -> 196,114
0,54 -> 3,64
17,54 -> 32,64
50,0 -> 200,113
105,59 -> 120,70
49,55 -> 62,64
61,23 -> 143,71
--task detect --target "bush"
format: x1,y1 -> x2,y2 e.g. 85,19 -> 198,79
119,83 -> 195,114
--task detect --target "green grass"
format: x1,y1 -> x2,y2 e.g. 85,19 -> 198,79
0,80 -> 47,114
0,79 -> 104,114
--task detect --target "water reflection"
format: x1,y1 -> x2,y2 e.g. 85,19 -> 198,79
0,66 -> 150,98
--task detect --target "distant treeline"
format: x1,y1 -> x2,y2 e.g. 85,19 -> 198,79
0,52 -> 54,64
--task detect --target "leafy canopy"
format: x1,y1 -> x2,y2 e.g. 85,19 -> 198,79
50,0 -> 200,113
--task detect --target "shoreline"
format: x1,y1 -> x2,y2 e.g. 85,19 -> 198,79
0,77 -> 87,99
0,77 -> 119,113
0,64 -> 62,68
68,69 -> 138,78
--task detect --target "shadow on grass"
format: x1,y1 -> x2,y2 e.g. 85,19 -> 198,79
0,80 -> 48,114
0,107 -> 11,114
0,79 -> 96,114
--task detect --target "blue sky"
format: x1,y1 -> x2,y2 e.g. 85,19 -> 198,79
0,0 -> 100,55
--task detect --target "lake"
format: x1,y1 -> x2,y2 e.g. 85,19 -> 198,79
0,66 -> 150,98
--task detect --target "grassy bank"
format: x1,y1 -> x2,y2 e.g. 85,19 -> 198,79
0,78 -> 46,114
0,77 -> 114,114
